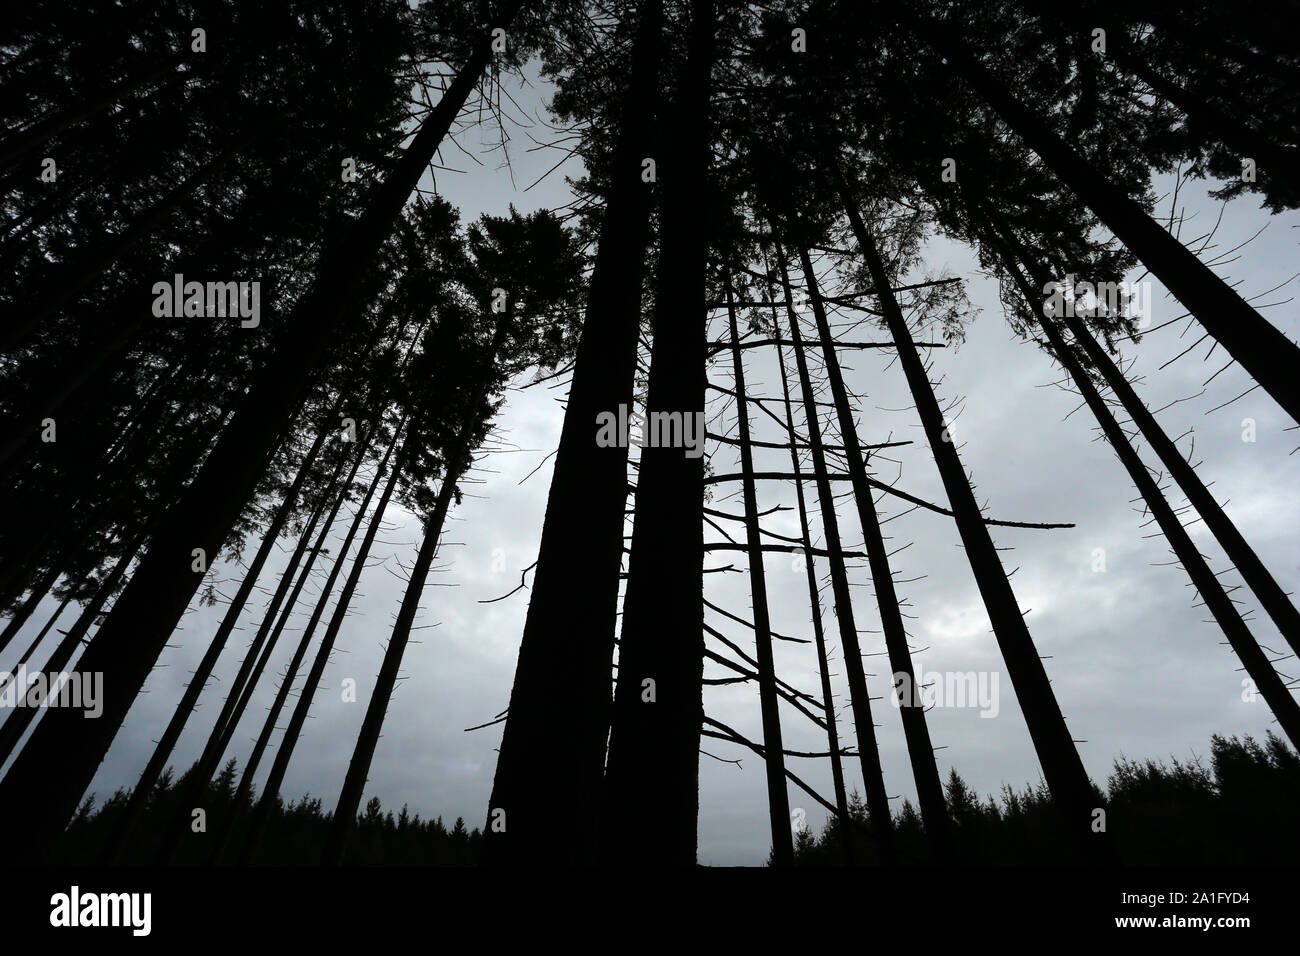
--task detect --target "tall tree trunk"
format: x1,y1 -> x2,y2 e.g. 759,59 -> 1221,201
976,211 -> 1300,748
602,0 -> 714,866
837,175 -> 1104,857
207,439 -> 369,768
798,244 -> 953,856
724,277 -> 793,866
902,11 -> 1300,424
137,310 -> 411,864
208,416 -> 405,864
0,2 -> 524,858
0,396 -> 239,770
121,433 -> 339,864
773,243 -> 895,861
981,203 -> 1300,661
0,579 -> 80,708
238,426 -> 409,865
321,458 -> 461,865
769,284 -> 852,861
199,454 -> 350,772
485,0 -> 663,866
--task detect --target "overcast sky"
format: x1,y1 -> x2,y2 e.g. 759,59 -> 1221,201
3,61 -> 1297,866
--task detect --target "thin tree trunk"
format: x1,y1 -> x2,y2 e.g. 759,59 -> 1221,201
124,311 -> 412,864
798,244 -> 953,856
602,0 -> 714,866
208,416 -> 405,864
321,459 -> 461,865
0,563 -> 62,655
724,276 -> 793,866
982,203 -> 1300,661
0,537 -> 143,766
977,211 -> 1300,748
837,177 -> 1103,857
773,243 -> 895,861
905,11 -> 1300,424
102,417 -> 335,861
209,438 -> 371,765
238,425 -> 409,865
485,0 -> 663,866
0,393 -> 238,769
0,3 -> 525,856
3,588 -> 75,679
144,448 -> 344,865
769,284 -> 852,862
323,311 -> 513,864
0,580 -> 81,708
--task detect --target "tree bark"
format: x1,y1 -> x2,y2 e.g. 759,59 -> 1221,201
485,0 -> 663,866
602,0 -> 713,866
768,278 -> 852,862
724,276 -> 793,866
